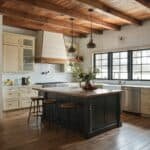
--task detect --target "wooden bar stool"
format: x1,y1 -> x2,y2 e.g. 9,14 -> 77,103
28,96 -> 44,123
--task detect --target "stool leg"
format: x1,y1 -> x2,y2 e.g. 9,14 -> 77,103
33,101 -> 36,113
28,101 -> 32,123
37,100 -> 39,116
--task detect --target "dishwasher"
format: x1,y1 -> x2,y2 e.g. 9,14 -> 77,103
121,86 -> 141,113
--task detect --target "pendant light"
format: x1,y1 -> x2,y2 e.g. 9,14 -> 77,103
87,8 -> 96,49
68,18 -> 76,53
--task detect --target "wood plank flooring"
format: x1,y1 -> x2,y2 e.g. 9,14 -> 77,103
0,110 -> 150,150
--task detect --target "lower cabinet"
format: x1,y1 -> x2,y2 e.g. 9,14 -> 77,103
141,88 -> 150,116
91,97 -> 105,131
3,86 -> 38,111
90,94 -> 119,133
5,100 -> 19,110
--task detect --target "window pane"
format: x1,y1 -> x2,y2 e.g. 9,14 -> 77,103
142,65 -> 150,71
113,53 -> 119,59
95,54 -> 101,60
113,59 -> 119,65
133,58 -> 141,64
113,72 -> 119,79
101,73 -> 108,78
96,61 -> 101,66
96,73 -> 101,78
142,72 -> 150,80
102,54 -> 107,59
133,73 -> 141,80
94,53 -> 108,79
101,66 -> 108,72
133,51 -> 141,57
101,60 -> 107,65
142,50 -> 150,57
120,52 -> 127,58
120,59 -> 127,65
120,73 -> 127,79
133,65 -> 141,72
142,57 -> 150,64
120,66 -> 127,72
113,66 -> 119,73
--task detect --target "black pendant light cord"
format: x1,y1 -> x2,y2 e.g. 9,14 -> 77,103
90,10 -> 93,41
71,18 -> 74,46
87,8 -> 96,49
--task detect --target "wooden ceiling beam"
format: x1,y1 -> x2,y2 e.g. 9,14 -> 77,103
0,7 -> 90,34
17,0 -> 120,30
0,7 -> 85,36
136,0 -> 150,8
77,0 -> 142,25
3,16 -> 80,37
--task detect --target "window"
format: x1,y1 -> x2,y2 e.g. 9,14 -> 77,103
112,52 -> 128,80
94,53 -> 108,79
93,48 -> 150,81
132,49 -> 150,80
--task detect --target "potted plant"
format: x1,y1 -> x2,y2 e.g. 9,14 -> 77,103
70,62 -> 99,90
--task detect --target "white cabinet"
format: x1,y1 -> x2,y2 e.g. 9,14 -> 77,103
3,32 -> 19,45
3,86 -> 39,111
3,32 -> 35,72
3,45 -> 20,72
141,88 -> 150,116
21,47 -> 34,71
3,87 -> 19,110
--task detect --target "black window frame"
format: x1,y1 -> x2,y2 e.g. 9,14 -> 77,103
93,48 -> 150,81
132,48 -> 150,81
93,53 -> 109,80
112,51 -> 128,80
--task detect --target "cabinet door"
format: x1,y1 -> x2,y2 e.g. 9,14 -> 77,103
3,44 -> 19,72
105,94 -> 118,125
141,89 -> 150,115
90,97 -> 105,131
3,32 -> 19,45
21,47 -> 34,71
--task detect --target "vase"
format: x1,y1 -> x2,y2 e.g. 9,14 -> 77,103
82,80 -> 97,90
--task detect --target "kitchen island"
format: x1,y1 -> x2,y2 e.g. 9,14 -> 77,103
34,87 -> 122,138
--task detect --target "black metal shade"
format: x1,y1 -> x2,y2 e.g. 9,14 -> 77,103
87,39 -> 96,48
87,8 -> 96,49
68,18 -> 76,53
68,45 -> 76,53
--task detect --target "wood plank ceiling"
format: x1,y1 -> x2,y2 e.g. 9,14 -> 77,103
0,0 -> 150,37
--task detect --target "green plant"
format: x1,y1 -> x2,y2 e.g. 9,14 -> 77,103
69,62 -> 99,82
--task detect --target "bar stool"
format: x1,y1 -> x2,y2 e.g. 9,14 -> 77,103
28,96 -> 44,123
59,102 -> 79,131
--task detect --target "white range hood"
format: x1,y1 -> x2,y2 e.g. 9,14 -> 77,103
35,31 -> 68,64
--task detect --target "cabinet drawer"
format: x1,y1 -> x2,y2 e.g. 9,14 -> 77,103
5,101 -> 19,110
5,92 -> 19,98
5,98 -> 19,102
20,100 -> 31,108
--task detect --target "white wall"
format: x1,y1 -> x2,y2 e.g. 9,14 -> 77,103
79,20 -> 150,72
0,15 -> 3,119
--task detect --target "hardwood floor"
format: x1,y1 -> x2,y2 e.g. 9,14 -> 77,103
0,110 -> 150,150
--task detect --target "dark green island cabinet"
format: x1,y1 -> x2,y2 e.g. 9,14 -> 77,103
34,87 -> 122,138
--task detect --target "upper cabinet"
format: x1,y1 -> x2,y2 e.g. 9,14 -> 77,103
3,32 -> 35,72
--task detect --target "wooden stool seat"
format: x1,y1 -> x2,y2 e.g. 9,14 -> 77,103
31,96 -> 44,101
